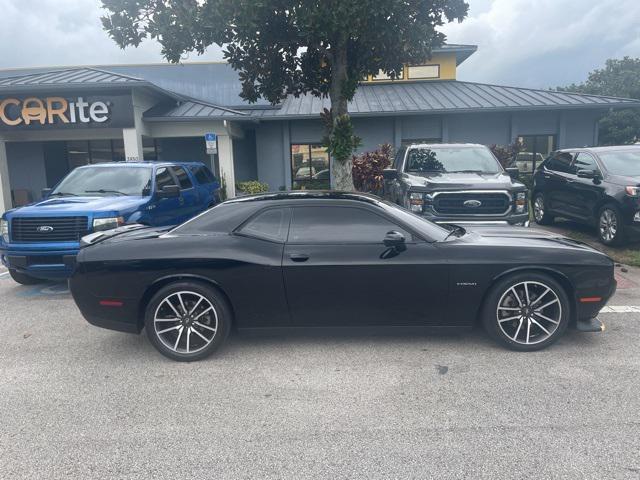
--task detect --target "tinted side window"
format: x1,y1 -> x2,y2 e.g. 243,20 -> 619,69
289,206 -> 410,244
545,152 -> 575,174
155,167 -> 177,190
239,208 -> 291,243
171,166 -> 193,189
573,153 -> 599,172
191,165 -> 216,184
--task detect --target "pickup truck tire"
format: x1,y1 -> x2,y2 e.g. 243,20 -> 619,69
9,269 -> 44,285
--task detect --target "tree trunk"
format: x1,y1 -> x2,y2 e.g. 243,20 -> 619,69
329,46 -> 355,191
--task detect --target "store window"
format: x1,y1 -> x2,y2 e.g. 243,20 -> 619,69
515,135 -> 556,174
407,65 -> 440,80
291,144 -> 330,190
143,137 -> 161,161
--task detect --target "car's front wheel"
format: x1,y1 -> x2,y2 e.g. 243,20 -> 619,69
9,269 -> 44,285
145,281 -> 231,362
482,272 -> 570,351
533,193 -> 554,225
598,204 -> 625,246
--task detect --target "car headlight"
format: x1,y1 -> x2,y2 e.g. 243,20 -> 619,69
625,186 -> 640,196
93,217 -> 124,232
515,192 -> 527,214
0,219 -> 8,243
407,192 -> 425,213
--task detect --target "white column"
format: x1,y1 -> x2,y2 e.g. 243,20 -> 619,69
122,128 -> 144,162
0,141 -> 12,213
217,134 -> 236,198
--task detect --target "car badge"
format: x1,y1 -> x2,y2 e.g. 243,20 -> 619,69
36,225 -> 54,232
463,199 -> 482,208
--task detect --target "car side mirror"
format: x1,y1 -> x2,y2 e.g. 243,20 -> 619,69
383,230 -> 406,247
577,169 -> 599,180
41,188 -> 52,198
158,185 -> 180,198
383,168 -> 398,180
505,167 -> 520,179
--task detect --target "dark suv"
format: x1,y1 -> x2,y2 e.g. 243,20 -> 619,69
532,145 -> 640,245
383,144 -> 528,225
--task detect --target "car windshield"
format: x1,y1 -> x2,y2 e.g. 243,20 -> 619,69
405,147 -> 502,174
51,166 -> 153,197
598,150 -> 640,176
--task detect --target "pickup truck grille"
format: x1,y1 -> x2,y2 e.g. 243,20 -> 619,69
433,192 -> 511,216
11,216 -> 89,242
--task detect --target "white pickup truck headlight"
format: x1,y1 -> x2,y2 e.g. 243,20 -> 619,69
515,192 -> 527,214
408,192 -> 424,213
93,217 -> 124,232
0,219 -> 8,243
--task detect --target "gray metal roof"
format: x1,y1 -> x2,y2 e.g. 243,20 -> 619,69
144,99 -> 248,120
238,80 -> 640,120
0,67 -> 147,91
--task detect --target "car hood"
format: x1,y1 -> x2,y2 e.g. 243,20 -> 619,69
81,224 -> 171,247
403,171 -> 524,190
5,196 -> 149,216
605,174 -> 640,187
459,225 -> 611,257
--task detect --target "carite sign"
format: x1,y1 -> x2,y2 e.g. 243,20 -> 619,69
0,92 -> 134,131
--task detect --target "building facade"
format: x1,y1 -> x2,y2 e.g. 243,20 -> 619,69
0,44 -> 638,212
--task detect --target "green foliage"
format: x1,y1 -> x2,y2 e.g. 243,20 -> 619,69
236,181 -> 269,195
488,143 -> 523,168
352,144 -> 393,195
559,57 -> 640,145
406,149 -> 442,172
101,0 -> 469,188
321,108 -> 361,162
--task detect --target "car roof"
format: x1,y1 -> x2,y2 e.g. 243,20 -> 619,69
74,161 -> 207,168
558,145 -> 640,154
405,143 -> 487,149
225,190 -> 384,207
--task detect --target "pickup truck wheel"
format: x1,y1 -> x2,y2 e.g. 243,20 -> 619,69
145,281 -> 231,362
9,269 -> 44,285
533,193 -> 554,225
482,272 -> 570,351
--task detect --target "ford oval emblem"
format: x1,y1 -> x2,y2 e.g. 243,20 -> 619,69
36,225 -> 54,232
463,199 -> 482,208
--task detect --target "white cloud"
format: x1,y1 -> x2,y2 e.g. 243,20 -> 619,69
0,0 -> 224,70
442,0 -> 640,88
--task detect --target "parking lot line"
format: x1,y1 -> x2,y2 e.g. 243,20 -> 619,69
600,306 -> 640,313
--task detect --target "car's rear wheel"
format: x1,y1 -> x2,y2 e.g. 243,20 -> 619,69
598,204 -> 625,246
533,193 -> 554,225
144,281 -> 231,362
482,272 -> 570,351
9,269 -> 44,285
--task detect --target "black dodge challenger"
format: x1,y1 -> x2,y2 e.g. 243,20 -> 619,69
70,192 -> 615,361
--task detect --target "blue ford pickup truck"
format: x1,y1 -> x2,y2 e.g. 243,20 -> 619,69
0,161 -> 220,284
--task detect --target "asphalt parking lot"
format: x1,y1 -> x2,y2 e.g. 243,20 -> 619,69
1,267 -> 639,480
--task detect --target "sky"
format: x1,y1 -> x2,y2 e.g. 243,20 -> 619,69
1,0 -> 639,89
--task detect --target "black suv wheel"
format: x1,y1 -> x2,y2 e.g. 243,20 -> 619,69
598,204 -> 625,246
533,193 -> 554,225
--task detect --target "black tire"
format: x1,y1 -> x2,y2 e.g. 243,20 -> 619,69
597,204 -> 625,246
533,193 -> 554,225
9,269 -> 44,285
482,272 -> 570,351
144,281 -> 232,362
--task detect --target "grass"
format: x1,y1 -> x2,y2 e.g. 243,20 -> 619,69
545,220 -> 640,267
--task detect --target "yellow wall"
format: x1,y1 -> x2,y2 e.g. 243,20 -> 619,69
364,52 -> 457,83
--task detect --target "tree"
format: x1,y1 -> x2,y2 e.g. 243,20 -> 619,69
559,57 -> 640,145
101,0 -> 468,190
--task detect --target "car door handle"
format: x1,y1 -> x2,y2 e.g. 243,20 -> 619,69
289,253 -> 310,262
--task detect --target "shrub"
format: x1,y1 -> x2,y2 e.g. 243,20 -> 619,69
236,181 -> 269,195
352,143 -> 393,195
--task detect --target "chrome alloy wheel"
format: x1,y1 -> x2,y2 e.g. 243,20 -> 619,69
533,196 -> 545,222
599,208 -> 618,243
496,281 -> 562,345
153,291 -> 218,354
